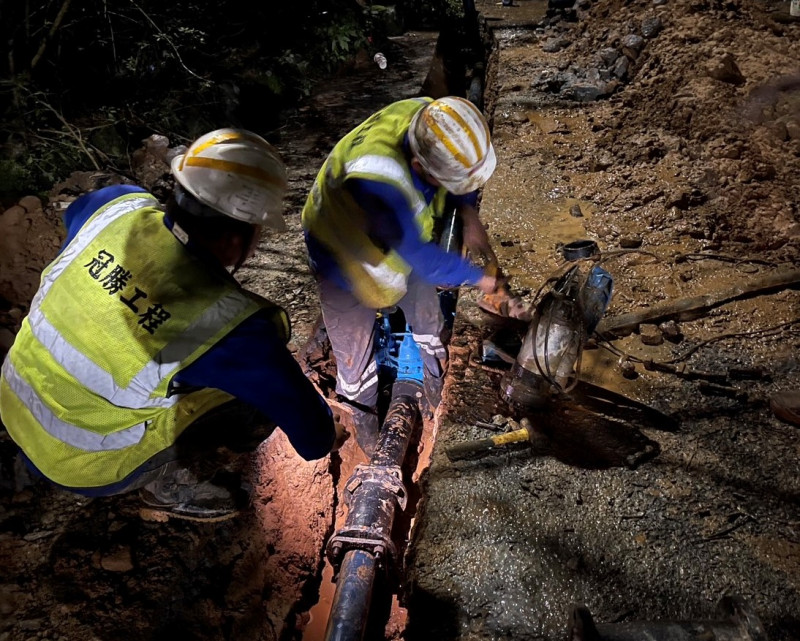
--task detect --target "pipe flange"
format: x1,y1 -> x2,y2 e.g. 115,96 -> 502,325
344,464 -> 407,511
326,530 -> 398,569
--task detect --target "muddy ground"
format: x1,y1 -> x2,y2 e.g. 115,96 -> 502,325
406,1 -> 800,640
1,0 -> 800,640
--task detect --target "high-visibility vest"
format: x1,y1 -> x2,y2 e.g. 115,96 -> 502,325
0,192 -> 289,488
301,97 -> 449,309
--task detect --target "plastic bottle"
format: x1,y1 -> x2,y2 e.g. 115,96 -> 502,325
373,53 -> 387,70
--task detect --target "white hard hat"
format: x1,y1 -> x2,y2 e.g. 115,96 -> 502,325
170,128 -> 289,230
408,97 -> 496,195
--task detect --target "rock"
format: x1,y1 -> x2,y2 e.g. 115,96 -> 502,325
0,205 -> 25,227
659,320 -> 683,343
18,196 -> 42,213
641,16 -> 663,38
666,188 -> 706,209
570,204 -> 584,217
18,618 -> 42,631
785,120 -> 800,140
619,237 -> 643,248
561,81 -> 612,102
621,34 -> 645,59
531,69 -> 567,92
619,358 -> 639,379
706,53 -> 745,86
101,546 -> 134,572
542,37 -> 572,53
165,145 -> 187,165
613,55 -> 630,79
599,48 -> 619,66
639,324 -> 664,346
588,154 -> 614,171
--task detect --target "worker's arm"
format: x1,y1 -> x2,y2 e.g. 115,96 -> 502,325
347,178 -> 484,287
173,310 -> 337,460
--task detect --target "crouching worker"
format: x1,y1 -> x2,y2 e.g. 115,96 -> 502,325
0,129 -> 347,522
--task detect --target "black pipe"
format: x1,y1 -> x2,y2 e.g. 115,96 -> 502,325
324,382 -> 421,641
324,550 -> 377,641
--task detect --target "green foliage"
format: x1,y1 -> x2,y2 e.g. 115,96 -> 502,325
316,19 -> 368,69
0,0 -> 379,196
0,159 -> 34,197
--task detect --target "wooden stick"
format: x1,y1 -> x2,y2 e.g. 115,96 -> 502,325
31,0 -> 73,69
597,268 -> 800,335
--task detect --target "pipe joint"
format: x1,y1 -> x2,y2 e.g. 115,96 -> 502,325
343,464 -> 407,511
326,529 -> 398,571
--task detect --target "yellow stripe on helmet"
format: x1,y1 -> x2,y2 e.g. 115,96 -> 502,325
422,110 -> 471,169
177,132 -> 248,172
190,130 -> 271,156
184,156 -> 285,187
437,101 -> 484,161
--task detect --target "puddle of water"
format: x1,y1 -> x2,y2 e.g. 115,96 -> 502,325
304,562 -> 337,639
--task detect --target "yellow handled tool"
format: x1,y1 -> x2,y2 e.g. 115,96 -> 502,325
445,418 -> 533,461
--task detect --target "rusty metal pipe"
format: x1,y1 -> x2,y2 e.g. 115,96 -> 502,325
324,381 -> 422,641
323,550 -> 377,641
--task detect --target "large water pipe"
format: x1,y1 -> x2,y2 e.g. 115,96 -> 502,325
323,381 -> 422,641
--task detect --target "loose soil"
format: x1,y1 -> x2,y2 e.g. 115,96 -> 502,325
1,1 -> 800,641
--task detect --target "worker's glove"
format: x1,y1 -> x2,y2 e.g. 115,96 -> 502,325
477,274 -> 499,295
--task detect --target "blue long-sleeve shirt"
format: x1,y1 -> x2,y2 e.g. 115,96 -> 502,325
306,140 -> 484,291
59,185 -> 335,462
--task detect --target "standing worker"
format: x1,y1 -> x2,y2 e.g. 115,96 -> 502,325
302,96 -> 502,454
0,129 -> 346,522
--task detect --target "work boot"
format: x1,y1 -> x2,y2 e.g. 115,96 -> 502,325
138,467 -> 249,523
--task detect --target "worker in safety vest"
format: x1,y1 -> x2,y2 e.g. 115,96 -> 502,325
0,129 -> 346,522
302,96 -> 502,455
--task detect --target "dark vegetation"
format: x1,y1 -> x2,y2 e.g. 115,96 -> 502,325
0,0 -> 461,201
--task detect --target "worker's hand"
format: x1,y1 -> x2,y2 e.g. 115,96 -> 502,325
477,274 -> 499,295
460,207 -> 497,265
330,419 -> 350,453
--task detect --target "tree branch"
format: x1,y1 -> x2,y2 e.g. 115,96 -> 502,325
31,0 -> 73,70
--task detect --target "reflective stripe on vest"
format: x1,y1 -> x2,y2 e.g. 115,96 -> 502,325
25,288 -> 252,410
342,155 -> 426,218
1,357 -> 146,451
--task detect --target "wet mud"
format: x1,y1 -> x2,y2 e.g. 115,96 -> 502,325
405,1 -> 799,640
